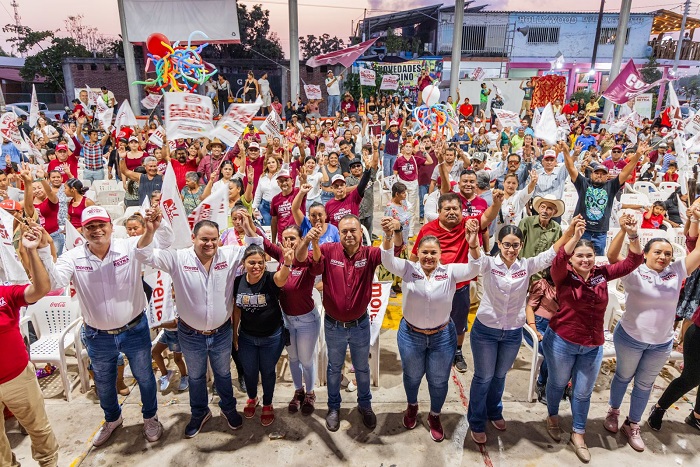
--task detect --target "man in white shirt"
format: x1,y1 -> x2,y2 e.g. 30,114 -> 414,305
44,206 -> 171,447
136,212 -> 262,439
534,148 -> 569,204
325,70 -> 342,116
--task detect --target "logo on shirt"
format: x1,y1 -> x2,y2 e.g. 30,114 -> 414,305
589,275 -> 605,286
511,270 -> 527,279
491,269 -> 505,277
75,265 -> 94,272
183,265 -> 198,272
0,297 -> 5,307
291,269 -> 302,276
355,259 -> 367,268
214,261 -> 228,271
330,259 -> 344,267
434,273 -> 448,281
661,272 -> 677,281
162,199 -> 180,223
411,272 -> 423,279
112,256 -> 129,268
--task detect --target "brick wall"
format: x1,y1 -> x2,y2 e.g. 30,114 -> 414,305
62,58 -> 134,103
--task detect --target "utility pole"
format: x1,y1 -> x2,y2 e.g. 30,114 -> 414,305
590,0 -> 606,73
10,0 -> 23,58
603,0 -> 632,118
117,0 -> 142,116
289,0 -> 300,102
673,0 -> 691,75
449,0 -> 465,102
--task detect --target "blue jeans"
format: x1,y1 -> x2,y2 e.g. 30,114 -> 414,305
467,318 -> 523,432
320,191 -> 334,205
522,315 -> 550,385
418,184 -> 429,219
327,95 -> 340,116
581,230 -> 606,256
609,323 -> 673,423
83,314 -> 157,422
50,230 -> 64,257
178,322 -> 236,419
83,168 -> 105,183
238,327 -> 285,406
383,154 -> 397,177
542,328 -> 603,434
284,308 -> 321,392
398,319 -> 456,413
259,199 -> 272,226
325,315 -> 372,410
589,116 -> 601,132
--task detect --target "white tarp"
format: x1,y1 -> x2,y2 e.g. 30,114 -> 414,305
122,0 -> 241,44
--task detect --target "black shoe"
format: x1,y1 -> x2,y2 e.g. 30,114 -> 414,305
685,412 -> 700,431
238,375 -> 247,393
358,406 -> 377,430
536,382 -> 547,405
222,409 -> 243,430
563,382 -> 572,401
647,405 -> 666,431
185,410 -> 212,438
454,350 -> 468,373
326,409 -> 340,432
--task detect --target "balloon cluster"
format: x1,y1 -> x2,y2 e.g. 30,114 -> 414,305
134,31 -> 218,93
411,85 -> 459,137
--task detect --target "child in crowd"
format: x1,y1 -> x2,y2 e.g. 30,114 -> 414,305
641,201 -> 667,230
152,309 -> 189,392
663,161 -> 679,183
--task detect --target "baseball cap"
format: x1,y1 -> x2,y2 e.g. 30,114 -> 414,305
277,169 -> 291,179
248,141 -> 260,150
389,120 -> 399,127
471,152 -> 487,162
331,174 -> 346,185
612,145 -> 623,151
592,163 -> 609,173
658,142 -> 668,149
543,149 -> 557,159
343,116 -> 350,122
348,158 -> 362,167
56,144 -> 69,152
584,126 -> 592,130
128,136 -> 139,142
81,206 -> 111,226
0,199 -> 21,211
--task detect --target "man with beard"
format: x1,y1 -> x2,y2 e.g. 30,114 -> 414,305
564,140 -> 647,255
165,145 -> 201,191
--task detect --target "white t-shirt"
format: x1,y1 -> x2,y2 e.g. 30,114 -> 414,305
487,131 -> 500,150
325,77 -> 340,96
620,260 -> 688,345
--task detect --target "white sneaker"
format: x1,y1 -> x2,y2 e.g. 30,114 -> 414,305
93,415 -> 123,447
143,415 -> 163,442
159,370 -> 173,392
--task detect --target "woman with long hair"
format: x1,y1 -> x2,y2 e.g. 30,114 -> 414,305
65,178 -> 95,230
217,74 -> 232,114
243,70 -> 259,104
252,155 -> 288,226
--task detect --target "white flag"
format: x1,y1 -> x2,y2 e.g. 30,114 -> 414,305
605,107 -> 614,126
148,125 -> 166,148
303,85 -> 322,101
368,282 -> 391,346
22,130 -> 43,162
674,135 -> 689,170
114,100 -> 137,138
493,109 -> 520,129
533,107 -> 542,128
667,82 -> 685,138
624,124 -> 638,145
87,85 -> 113,131
187,184 -> 228,233
29,84 -> 39,127
141,93 -> 163,110
159,164 -> 193,249
164,92 -> 214,141
144,269 -> 175,328
260,109 -> 282,142
609,114 -> 631,134
65,222 -> 86,251
534,103 -> 558,145
211,98 -> 263,148
0,112 -> 26,152
0,208 -> 28,283
685,132 -> 700,153
686,113 -> 700,136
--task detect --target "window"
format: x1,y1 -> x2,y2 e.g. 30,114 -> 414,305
462,25 -> 486,51
527,27 -> 560,44
599,27 -> 629,45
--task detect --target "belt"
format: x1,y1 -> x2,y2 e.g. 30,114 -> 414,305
404,319 -> 449,336
325,313 -> 368,329
102,313 -> 144,335
180,319 -> 230,336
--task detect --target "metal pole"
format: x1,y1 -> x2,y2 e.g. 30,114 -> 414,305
289,0 -> 300,101
117,0 -> 142,116
590,0 -> 606,72
603,0 -> 632,118
673,0 -> 691,75
449,0 -> 465,102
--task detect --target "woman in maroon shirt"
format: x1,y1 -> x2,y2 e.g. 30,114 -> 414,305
244,220 -> 323,415
542,216 -> 643,463
65,178 -> 95,231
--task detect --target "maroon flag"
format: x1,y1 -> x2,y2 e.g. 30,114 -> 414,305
306,38 -> 379,68
602,60 -> 669,105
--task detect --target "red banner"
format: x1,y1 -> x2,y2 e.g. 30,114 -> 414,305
305,38 -> 378,68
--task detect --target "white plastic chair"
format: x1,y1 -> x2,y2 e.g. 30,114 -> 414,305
92,180 -> 118,192
84,189 -> 97,202
361,225 -> 372,246
633,181 -> 656,196
102,204 -> 125,222
659,181 -> 680,193
522,324 -> 544,402
96,189 -> 125,207
620,193 -> 650,208
20,297 -> 83,401
112,225 -> 129,239
312,288 -> 327,386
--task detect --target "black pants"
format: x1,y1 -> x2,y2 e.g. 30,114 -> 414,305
658,323 -> 700,412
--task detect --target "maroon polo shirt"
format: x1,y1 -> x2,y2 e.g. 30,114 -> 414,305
548,246 -> 644,347
0,285 -> 29,384
271,188 -> 304,243
325,190 -> 362,227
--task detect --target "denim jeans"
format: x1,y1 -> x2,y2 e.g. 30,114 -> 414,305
418,184 -> 429,219
581,230 -> 606,256
610,323 -> 673,423
259,199 -> 272,226
397,319 -> 456,413
283,308 -> 320,392
542,328 -> 603,434
178,322 -> 237,419
383,154 -> 398,177
589,116 -> 601,132
49,230 -> 64,257
467,318 -> 523,432
83,168 -> 105,184
325,315 -> 372,410
83,314 -> 157,422
327,95 -> 340,116
238,327 -> 285,406
521,315 -> 550,385
320,191 -> 334,205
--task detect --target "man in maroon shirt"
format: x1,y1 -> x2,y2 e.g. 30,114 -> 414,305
325,156 -> 374,227
295,215 -> 402,433
416,136 -> 436,222
47,142 -> 79,183
166,145 -> 201,191
0,225 -> 59,467
270,169 -> 304,243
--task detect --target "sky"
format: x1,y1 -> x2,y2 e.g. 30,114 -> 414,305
0,0 -> 695,57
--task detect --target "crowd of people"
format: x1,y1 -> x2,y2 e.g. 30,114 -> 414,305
2,72 -> 700,467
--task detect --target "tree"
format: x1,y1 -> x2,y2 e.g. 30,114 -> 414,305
203,4 -> 283,60
299,34 -> 345,60
21,36 -> 91,92
63,15 -> 113,55
640,56 -> 663,110
2,24 -> 52,56
344,66 -> 387,101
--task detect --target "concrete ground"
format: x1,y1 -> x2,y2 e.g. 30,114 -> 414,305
7,321 -> 700,467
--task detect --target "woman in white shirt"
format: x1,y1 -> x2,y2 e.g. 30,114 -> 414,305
491,171 -> 537,254
32,117 -> 59,144
604,210 -> 700,452
467,218 -> 581,444
252,155 -> 288,226
296,156 -> 323,210
380,218 -> 482,442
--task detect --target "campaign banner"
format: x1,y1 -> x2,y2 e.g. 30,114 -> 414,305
470,67 -> 485,81
187,183 -> 228,232
160,164 -> 193,249
602,60 -> 669,105
0,112 -> 26,151
356,58 -> 443,91
114,100 -> 137,137
633,94 -> 653,120
148,125 -> 166,148
368,282 -> 391,346
29,84 -> 39,127
260,109 -> 282,142
493,109 -> 521,129
303,85 -> 322,101
380,74 -> 399,90
686,113 -> 700,136
359,68 -> 376,86
64,222 -> 86,251
141,93 -> 163,110
0,207 -> 28,283
164,92 -> 215,140
210,98 -> 262,148
144,269 -> 175,328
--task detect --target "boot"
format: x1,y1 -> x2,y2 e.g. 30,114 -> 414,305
116,364 -> 131,396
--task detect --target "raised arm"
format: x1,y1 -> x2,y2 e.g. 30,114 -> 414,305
481,189 -> 504,230
563,141 -> 581,182
273,242 -> 293,287
118,153 -> 141,182
292,183 -> 310,226
618,140 -> 646,184
685,205 -> 700,274
21,225 -> 51,303
20,167 -> 35,218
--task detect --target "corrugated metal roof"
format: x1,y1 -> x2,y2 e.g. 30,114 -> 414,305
439,7 -> 654,16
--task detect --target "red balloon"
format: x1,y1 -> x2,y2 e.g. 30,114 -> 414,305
146,32 -> 170,57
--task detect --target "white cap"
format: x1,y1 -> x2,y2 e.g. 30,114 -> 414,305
81,206 -> 111,226
543,149 -> 557,159
277,169 -> 291,179
389,120 -> 399,126
331,174 -> 346,185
